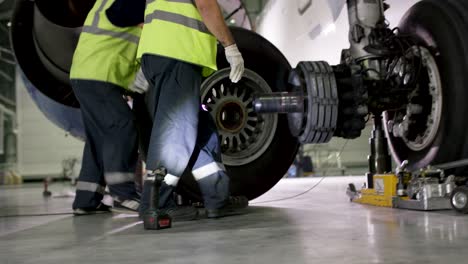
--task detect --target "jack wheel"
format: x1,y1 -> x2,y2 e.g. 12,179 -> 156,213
450,186 -> 468,214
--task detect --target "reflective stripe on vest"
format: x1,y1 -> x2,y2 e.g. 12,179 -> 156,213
137,0 -> 217,77
144,10 -> 211,35
70,0 -> 141,89
81,26 -> 139,44
146,0 -> 195,4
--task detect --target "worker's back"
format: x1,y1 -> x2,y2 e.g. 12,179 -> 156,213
137,0 -> 218,77
70,0 -> 142,89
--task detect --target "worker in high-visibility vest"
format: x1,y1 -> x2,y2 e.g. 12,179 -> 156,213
137,0 -> 248,220
69,0 -> 145,215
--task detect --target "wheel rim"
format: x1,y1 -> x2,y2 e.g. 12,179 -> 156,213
452,192 -> 468,209
201,68 -> 278,166
389,47 -> 443,152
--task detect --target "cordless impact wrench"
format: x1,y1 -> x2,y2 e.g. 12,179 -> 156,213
142,168 -> 172,230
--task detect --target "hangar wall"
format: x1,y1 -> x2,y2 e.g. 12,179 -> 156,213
15,73 -> 83,179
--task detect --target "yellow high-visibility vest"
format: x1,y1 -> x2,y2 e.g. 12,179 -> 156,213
137,0 -> 218,77
70,0 -> 142,89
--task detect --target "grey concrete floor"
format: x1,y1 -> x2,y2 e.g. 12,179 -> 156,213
2,176 -> 468,264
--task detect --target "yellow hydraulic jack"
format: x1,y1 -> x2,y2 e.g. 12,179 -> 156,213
347,159 -> 414,208
347,116 -> 398,208
347,165 -> 457,211
348,174 -> 400,208
347,116 -> 460,211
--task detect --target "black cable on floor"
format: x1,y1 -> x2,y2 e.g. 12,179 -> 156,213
251,176 -> 327,204
251,140 -> 349,204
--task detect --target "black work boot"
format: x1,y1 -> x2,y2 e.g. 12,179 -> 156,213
140,170 -> 198,222
206,196 -> 249,218
112,197 -> 140,213
73,202 -> 111,216
158,182 -> 199,222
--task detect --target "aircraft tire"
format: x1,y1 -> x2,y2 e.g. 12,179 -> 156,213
384,0 -> 468,172
177,28 -> 300,201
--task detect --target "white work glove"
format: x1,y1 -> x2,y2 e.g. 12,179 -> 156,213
224,44 -> 244,83
128,67 -> 149,94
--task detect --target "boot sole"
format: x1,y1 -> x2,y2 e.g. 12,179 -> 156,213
205,208 -> 248,219
73,209 -> 111,216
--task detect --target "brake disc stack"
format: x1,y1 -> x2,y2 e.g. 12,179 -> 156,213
288,61 -> 339,144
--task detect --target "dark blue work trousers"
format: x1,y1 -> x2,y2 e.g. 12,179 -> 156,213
141,55 -> 229,209
71,80 -> 139,209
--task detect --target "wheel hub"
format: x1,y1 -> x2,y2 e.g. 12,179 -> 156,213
201,68 -> 278,166
453,192 -> 468,209
389,46 -> 442,151
217,101 -> 246,133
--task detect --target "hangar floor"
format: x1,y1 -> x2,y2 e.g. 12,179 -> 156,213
1,176 -> 468,264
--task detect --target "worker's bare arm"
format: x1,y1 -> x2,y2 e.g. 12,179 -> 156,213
195,0 -> 243,82
194,0 -> 235,47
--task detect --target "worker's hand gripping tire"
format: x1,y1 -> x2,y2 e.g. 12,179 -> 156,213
224,44 -> 244,83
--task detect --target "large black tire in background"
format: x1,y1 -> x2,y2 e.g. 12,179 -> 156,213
177,28 -> 299,201
384,0 -> 468,172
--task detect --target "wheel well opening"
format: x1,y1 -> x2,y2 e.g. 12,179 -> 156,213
35,0 -> 95,28
11,0 -> 80,107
